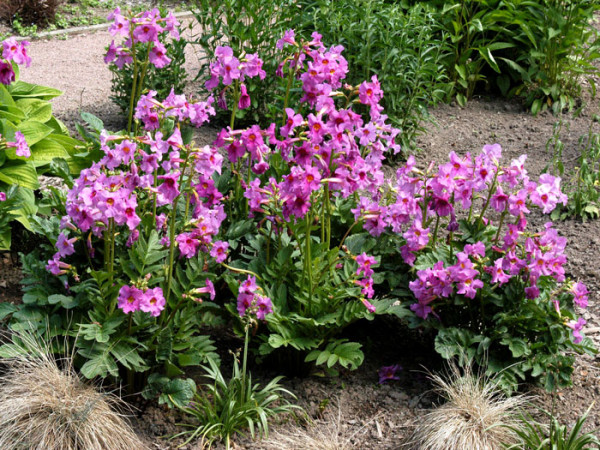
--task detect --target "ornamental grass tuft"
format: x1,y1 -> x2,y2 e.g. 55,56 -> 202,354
0,332 -> 144,450
405,361 -> 527,450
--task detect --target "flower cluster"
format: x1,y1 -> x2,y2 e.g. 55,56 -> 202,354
1,131 -> 30,158
46,90 -> 226,317
135,89 -> 215,131
366,145 -> 587,344
236,276 -> 273,320
104,8 -> 180,69
0,38 -> 31,85
117,284 -> 165,316
212,31 -> 400,313
205,46 -> 266,110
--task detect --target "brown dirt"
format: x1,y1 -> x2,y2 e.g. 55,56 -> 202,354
0,19 -> 599,450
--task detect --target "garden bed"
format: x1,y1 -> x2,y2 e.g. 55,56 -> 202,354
0,8 -> 599,450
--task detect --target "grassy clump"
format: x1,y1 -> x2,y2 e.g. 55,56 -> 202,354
0,332 -> 144,450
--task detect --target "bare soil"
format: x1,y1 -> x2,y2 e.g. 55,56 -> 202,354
0,21 -> 599,450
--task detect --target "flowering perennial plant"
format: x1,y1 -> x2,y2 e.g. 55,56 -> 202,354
42,91 -> 223,385
364,145 -> 595,392
208,32 -> 405,371
104,8 -> 184,132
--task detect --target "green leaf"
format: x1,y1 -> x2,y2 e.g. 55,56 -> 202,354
501,337 -> 530,358
17,120 -> 54,147
0,161 -> 39,190
47,294 -> 79,309
479,47 -> 500,73
15,99 -> 52,123
29,138 -> 70,166
0,302 -> 18,320
160,378 -> 196,409
8,81 -> 62,100
80,111 -> 104,132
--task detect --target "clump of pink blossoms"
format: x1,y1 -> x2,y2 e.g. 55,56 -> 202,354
104,8 -> 181,69
0,37 -> 31,85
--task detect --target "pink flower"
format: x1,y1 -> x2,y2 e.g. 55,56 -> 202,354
237,293 -> 253,317
0,60 -> 15,85
157,172 -> 180,203
140,287 -> 166,317
255,295 -> 273,320
378,364 -> 401,384
0,192 -> 5,201
117,285 -> 142,314
45,253 -> 71,275
238,83 -> 251,109
176,233 -> 199,258
566,317 -> 586,344
210,240 -> 229,263
133,22 -> 160,43
362,298 -> 376,313
56,232 -> 77,258
2,38 -> 31,67
149,42 -> 171,68
530,174 -> 567,214
358,75 -> 383,107
571,282 -> 589,309
356,253 -> 377,277
277,29 -> 296,49
108,10 -> 129,37
6,131 -> 30,158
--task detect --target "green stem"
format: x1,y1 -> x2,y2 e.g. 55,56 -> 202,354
230,80 -> 239,131
164,152 -> 191,307
431,215 -> 440,248
221,263 -> 262,281
305,212 -> 313,309
241,325 -> 250,404
127,33 -> 139,134
494,211 -> 507,243
281,66 -> 295,124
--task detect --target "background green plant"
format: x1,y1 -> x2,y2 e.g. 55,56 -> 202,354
545,115 -> 600,221
0,65 -> 82,250
190,0 -> 298,126
294,0 -> 450,152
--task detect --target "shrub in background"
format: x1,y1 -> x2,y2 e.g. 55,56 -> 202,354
295,0 -> 450,152
414,0 -> 600,113
0,0 -> 62,28
545,115 -> 600,221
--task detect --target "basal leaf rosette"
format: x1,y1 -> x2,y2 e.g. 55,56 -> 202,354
364,145 -> 596,391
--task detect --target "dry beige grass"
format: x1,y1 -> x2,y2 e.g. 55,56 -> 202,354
258,395 -> 380,450
405,362 -> 527,450
0,332 -> 145,450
